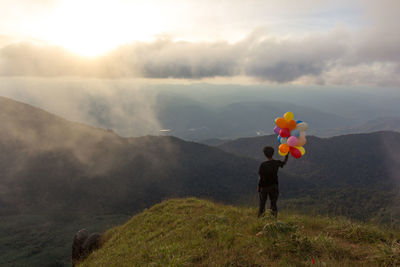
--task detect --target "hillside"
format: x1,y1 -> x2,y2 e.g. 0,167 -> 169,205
0,96 -> 259,215
0,96 -> 259,266
79,198 -> 400,267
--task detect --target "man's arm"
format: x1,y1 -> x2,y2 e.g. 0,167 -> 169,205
281,154 -> 289,167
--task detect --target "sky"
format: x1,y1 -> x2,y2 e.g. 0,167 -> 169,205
0,0 -> 400,86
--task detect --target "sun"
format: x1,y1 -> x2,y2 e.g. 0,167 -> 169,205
37,0 -> 164,57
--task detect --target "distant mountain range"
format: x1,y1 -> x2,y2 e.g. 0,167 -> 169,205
155,92 -> 354,140
1,95 -> 399,266
148,92 -> 400,139
332,116 -> 400,136
218,131 -> 400,187
3,84 -> 400,141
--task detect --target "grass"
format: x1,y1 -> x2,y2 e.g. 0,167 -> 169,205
79,198 -> 400,267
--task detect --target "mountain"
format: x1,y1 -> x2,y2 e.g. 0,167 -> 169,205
218,131 -> 400,188
1,95 -> 400,266
3,82 -> 400,140
0,96 -> 260,214
79,198 -> 400,267
217,132 -> 400,224
155,93 -> 353,140
0,96 -> 259,266
198,138 -> 230,146
330,116 -> 400,136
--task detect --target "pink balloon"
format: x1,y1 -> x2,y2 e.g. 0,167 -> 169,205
287,136 -> 298,146
274,126 -> 281,134
289,147 -> 302,158
279,128 -> 290,138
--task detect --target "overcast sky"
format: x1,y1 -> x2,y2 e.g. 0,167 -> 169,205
1,0 -> 399,86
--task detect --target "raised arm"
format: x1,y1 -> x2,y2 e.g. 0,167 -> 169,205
281,154 -> 289,167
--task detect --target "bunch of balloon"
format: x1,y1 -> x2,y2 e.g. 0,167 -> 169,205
273,112 -> 308,159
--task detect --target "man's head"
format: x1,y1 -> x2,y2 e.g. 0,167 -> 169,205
263,146 -> 274,159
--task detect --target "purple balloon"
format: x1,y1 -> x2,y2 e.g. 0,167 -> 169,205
274,126 -> 281,134
287,136 -> 298,147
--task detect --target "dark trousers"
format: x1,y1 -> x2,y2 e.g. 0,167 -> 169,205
258,184 -> 279,218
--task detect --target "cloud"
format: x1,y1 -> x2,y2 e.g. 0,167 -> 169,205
242,31 -> 347,82
101,39 -> 242,78
1,0 -> 400,87
0,77 -> 163,137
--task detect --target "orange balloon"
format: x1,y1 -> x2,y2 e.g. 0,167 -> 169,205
279,144 -> 290,153
275,118 -> 288,129
287,120 -> 297,130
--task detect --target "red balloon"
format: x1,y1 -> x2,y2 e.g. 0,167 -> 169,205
279,128 -> 290,138
289,147 -> 302,158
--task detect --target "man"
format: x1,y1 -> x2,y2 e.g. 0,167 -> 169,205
257,146 -> 288,218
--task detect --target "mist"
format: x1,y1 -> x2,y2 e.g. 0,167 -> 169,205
1,77 -> 399,140
0,77 -> 162,137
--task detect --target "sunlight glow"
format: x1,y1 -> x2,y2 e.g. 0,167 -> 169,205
37,0 -> 165,56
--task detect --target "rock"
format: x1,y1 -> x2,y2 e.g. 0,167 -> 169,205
72,229 -> 101,266
72,229 -> 88,264
82,233 -> 101,255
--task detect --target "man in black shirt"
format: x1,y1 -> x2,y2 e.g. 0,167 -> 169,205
257,146 -> 289,218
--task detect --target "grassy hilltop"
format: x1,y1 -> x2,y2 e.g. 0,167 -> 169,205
79,198 -> 400,267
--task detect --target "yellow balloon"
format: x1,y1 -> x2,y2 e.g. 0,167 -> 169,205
295,146 -> 306,156
278,150 -> 288,156
284,112 -> 294,121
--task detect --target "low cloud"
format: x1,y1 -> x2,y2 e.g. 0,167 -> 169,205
243,31 -> 347,82
0,78 -> 162,137
103,39 -> 244,79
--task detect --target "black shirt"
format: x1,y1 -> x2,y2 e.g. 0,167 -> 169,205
258,159 -> 286,187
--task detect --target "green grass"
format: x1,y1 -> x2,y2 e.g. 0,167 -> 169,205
79,198 -> 400,267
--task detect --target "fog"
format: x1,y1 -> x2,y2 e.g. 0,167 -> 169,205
0,77 -> 162,137
1,77 -> 399,141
